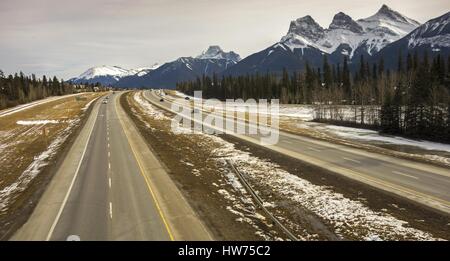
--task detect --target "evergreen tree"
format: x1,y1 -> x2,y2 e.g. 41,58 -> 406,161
323,55 -> 332,89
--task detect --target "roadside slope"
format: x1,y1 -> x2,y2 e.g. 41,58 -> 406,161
117,92 -> 213,240
11,98 -> 103,240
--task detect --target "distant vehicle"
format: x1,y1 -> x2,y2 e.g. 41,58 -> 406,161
185,97 -> 190,100
105,96 -> 109,99
160,98 -> 164,102
103,100 -> 108,104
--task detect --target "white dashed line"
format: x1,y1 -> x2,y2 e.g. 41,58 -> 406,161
109,202 -> 113,219
308,146 -> 321,152
343,157 -> 362,164
109,178 -> 112,188
392,170 -> 419,180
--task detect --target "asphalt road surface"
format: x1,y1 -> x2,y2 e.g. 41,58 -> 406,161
13,92 -> 211,241
49,94 -> 172,240
145,90 -> 450,214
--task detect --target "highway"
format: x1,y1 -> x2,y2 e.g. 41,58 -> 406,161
13,92 -> 211,241
144,90 -> 450,215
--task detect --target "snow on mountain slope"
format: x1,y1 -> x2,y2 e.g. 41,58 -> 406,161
70,65 -> 160,85
223,5 -> 422,77
196,45 -> 241,63
358,4 -> 420,36
129,64 -> 161,77
115,46 -> 241,88
357,4 -> 420,54
77,65 -> 129,80
372,11 -> 450,68
406,11 -> 450,49
280,4 -> 420,57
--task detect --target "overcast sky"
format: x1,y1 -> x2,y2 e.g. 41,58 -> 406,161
0,0 -> 449,79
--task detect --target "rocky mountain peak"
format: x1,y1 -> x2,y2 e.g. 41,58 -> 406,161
196,45 -> 241,62
329,12 -> 364,33
287,15 -> 325,41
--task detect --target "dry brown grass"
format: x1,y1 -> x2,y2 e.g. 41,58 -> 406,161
163,92 -> 450,168
124,92 -> 286,240
0,92 -> 103,200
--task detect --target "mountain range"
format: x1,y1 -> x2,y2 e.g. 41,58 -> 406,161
69,64 -> 159,86
223,4 -> 421,75
69,5 -> 450,89
114,46 -> 240,88
71,46 -> 240,88
372,11 -> 450,69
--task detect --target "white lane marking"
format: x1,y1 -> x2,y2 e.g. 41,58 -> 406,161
109,202 -> 113,219
108,143 -> 110,148
66,235 -> 81,241
308,146 -> 321,152
109,178 -> 112,188
343,157 -> 362,164
108,162 -> 111,170
107,136 -> 109,142
108,151 -> 110,158
46,101 -> 100,241
392,170 -> 419,180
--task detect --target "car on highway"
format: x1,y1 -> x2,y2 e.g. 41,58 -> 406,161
185,96 -> 190,100
103,100 -> 108,104
160,98 -> 164,102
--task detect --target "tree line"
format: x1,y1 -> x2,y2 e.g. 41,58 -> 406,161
0,70 -> 98,110
176,52 -> 450,143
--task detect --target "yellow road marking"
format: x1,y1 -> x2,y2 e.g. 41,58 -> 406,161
115,92 -> 175,241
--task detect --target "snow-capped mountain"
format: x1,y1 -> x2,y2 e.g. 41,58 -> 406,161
281,4 -> 419,57
196,45 -> 241,62
70,65 -> 158,86
78,65 -> 129,79
373,11 -> 450,68
115,46 -> 240,88
357,4 -> 420,54
131,64 -> 161,77
406,12 -> 450,50
224,4 -> 420,76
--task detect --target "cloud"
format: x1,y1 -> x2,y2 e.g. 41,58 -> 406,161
0,0 -> 448,78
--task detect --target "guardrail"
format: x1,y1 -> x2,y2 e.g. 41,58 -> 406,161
226,159 -> 299,241
143,91 -> 299,240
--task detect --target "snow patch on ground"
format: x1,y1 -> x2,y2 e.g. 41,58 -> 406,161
0,119 -> 80,213
81,96 -> 97,111
303,123 -> 450,153
133,92 -> 169,121
205,134 -> 439,240
16,120 -> 59,125
139,92 -> 441,240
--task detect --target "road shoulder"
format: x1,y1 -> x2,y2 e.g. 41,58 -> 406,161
11,98 -> 102,241
115,92 -> 213,241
